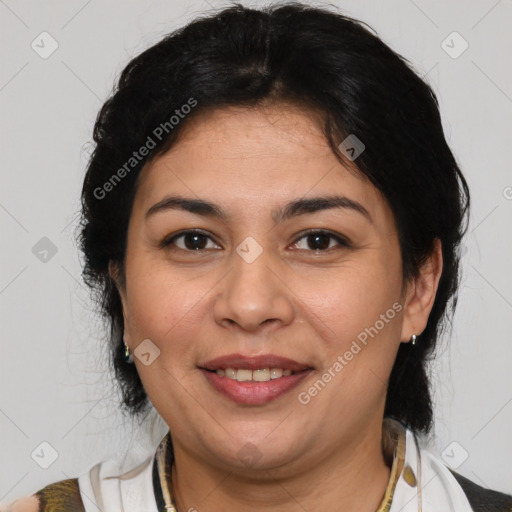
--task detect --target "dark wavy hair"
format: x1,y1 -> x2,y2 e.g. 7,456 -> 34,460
78,2 -> 470,433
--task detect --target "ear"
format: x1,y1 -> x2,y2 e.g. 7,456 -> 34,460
399,238 -> 443,343
109,261 -> 123,296
108,260 -> 131,344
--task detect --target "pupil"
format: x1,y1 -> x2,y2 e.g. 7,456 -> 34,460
309,233 -> 329,251
185,233 -> 206,250
183,233 -> 331,251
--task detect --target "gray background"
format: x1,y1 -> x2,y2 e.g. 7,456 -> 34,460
1,0 -> 511,502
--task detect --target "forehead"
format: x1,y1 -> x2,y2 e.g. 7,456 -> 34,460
173,104 -> 332,156
133,105 -> 395,232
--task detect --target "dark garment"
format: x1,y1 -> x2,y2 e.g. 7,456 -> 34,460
22,426 -> 512,511
450,470 -> 512,512
32,455 -> 168,512
30,466 -> 512,511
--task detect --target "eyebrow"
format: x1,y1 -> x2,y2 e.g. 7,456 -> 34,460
145,195 -> 372,224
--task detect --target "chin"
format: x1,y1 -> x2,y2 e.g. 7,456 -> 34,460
204,430 -> 301,471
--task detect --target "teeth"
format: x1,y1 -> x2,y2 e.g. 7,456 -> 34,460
236,369 -> 253,382
253,369 -> 270,382
225,368 -> 236,379
215,367 -> 295,382
270,368 -> 283,379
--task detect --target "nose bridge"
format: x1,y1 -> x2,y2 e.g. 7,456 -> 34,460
213,235 -> 294,331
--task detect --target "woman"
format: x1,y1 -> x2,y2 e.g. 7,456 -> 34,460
5,2 -> 511,511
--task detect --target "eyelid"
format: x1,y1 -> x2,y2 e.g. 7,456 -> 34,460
160,229 -> 220,250
160,228 -> 351,252
291,228 -> 352,250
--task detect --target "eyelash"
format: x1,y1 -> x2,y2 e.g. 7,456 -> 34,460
160,229 -> 351,253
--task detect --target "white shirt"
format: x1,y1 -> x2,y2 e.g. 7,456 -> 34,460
75,419 -> 474,512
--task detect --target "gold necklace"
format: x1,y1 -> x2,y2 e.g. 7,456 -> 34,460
156,420 -> 419,512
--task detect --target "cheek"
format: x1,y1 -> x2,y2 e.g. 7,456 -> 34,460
297,254 -> 403,403
123,263 -> 207,406
303,256 -> 401,337
299,282 -> 402,419
123,255 -> 208,355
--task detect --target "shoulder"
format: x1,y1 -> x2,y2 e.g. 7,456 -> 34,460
450,470 -> 512,512
1,478 -> 85,512
401,422 -> 512,512
0,496 -> 39,512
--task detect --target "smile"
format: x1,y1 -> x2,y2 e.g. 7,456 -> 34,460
200,367 -> 313,405
214,367 -> 294,381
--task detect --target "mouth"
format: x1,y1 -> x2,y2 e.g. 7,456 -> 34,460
198,353 -> 314,405
205,367 -> 301,381
199,353 -> 312,373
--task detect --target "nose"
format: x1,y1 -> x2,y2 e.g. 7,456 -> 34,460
213,246 -> 294,332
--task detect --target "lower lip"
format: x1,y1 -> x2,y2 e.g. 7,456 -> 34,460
200,369 -> 312,405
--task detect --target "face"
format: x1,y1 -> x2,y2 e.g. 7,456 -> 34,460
113,105 -> 433,475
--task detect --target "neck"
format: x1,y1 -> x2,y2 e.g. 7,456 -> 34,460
169,417 -> 392,512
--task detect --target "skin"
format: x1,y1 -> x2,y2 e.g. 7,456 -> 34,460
5,496 -> 39,512
109,104 -> 443,512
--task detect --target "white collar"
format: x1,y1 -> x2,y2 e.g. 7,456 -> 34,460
386,420 -> 473,512
77,420 -> 474,512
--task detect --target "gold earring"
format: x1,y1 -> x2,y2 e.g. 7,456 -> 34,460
411,334 -> 417,345
124,343 -> 134,363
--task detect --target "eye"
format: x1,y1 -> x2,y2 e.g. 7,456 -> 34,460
291,229 -> 351,252
160,229 -> 351,253
161,230 -> 220,252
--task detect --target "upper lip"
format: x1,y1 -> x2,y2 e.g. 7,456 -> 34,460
199,353 -> 312,372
